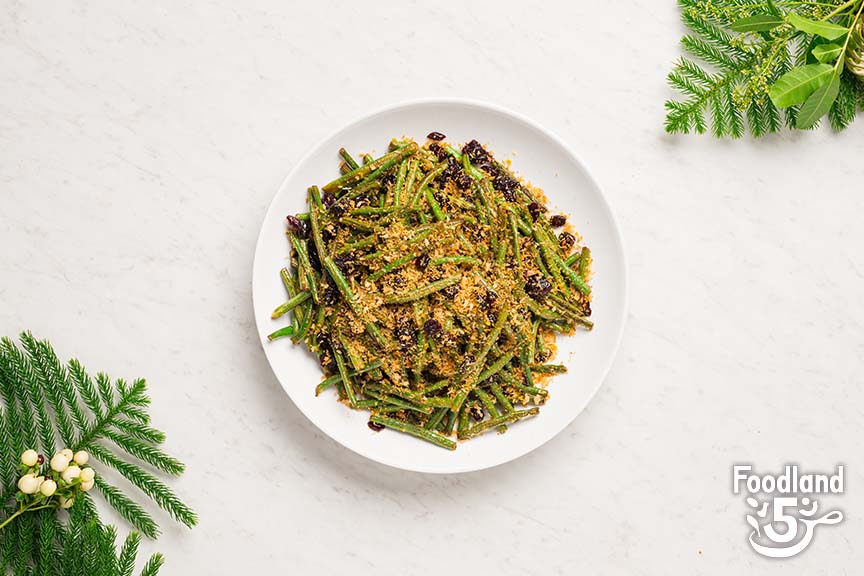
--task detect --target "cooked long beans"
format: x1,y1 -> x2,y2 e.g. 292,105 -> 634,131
370,415 -> 456,450
268,135 -> 593,449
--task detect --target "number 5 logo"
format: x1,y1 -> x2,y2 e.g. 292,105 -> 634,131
747,496 -> 843,558
762,497 -> 798,544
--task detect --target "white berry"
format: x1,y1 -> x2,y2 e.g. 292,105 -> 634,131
61,465 -> 81,483
50,454 -> 69,473
17,474 -> 42,495
40,479 -> 57,497
79,467 -> 95,483
20,450 -> 39,467
80,479 -> 94,492
59,448 -> 73,461
73,450 -> 89,465
59,495 -> 74,509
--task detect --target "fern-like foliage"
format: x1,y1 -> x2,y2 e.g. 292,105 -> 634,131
665,0 -> 864,137
2,506 -> 164,576
0,332 -> 196,573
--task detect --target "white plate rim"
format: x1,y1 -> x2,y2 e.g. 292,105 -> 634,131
252,97 -> 629,473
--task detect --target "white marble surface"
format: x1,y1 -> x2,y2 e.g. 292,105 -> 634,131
2,0 -> 863,573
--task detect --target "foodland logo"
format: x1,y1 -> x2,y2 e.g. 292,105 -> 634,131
733,464 -> 844,558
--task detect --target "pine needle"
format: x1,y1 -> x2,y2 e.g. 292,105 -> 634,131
0,332 -> 196,573
665,0 -> 864,137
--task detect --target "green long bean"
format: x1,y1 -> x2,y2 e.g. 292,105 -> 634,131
323,143 -> 418,193
384,276 -> 461,305
269,136 -> 593,449
370,415 -> 456,450
461,408 -> 539,439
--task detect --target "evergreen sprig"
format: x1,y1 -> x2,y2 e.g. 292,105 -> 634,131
3,507 -> 165,576
0,332 -> 196,574
666,0 -> 864,137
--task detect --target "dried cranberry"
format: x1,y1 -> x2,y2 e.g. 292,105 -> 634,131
583,301 -> 592,317
479,288 -> 498,309
319,352 -> 337,374
441,285 -> 459,300
525,274 -> 552,299
315,332 -> 331,350
462,139 -> 489,163
368,420 -> 385,432
427,131 -> 446,141
558,232 -> 575,253
527,202 -> 544,221
415,254 -> 430,270
428,142 -> 448,160
469,404 -> 484,422
441,156 -> 462,182
307,242 -> 322,272
462,140 -> 497,175
456,174 -> 473,190
390,273 -> 406,291
329,200 -> 347,217
492,174 -> 518,201
394,318 -> 417,351
475,159 -> 496,175
460,354 -> 476,372
550,214 -> 566,228
381,173 -> 396,188
286,215 -> 308,238
466,224 -> 483,243
332,253 -> 355,276
322,283 -> 340,305
321,192 -> 336,208
423,319 -> 442,337
496,331 -> 508,346
37,454 -> 45,465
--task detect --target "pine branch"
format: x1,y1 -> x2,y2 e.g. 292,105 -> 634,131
0,509 -> 17,572
681,34 -> 741,71
109,419 -> 165,446
83,444 -> 196,529
76,379 -> 151,449
92,478 -> 159,539
117,532 -> 141,576
98,524 -> 120,575
0,333 -> 196,548
101,430 -> 185,476
37,510 -> 59,576
139,554 -> 164,576
97,373 -> 115,411
68,360 -> 103,421
20,333 -> 76,448
830,71 -> 860,129
1,338 -> 43,455
49,515 -> 162,576
665,0 -> 864,136
665,59 -> 742,135
16,513 -> 34,575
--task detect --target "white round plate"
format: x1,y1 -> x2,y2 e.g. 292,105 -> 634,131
253,99 -> 627,473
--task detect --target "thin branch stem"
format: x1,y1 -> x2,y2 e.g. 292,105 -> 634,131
834,0 -> 864,71
0,501 -> 54,532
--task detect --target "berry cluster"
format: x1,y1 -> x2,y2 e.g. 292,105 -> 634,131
16,448 -> 96,510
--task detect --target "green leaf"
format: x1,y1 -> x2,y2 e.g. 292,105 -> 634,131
769,63 -> 834,107
812,43 -> 843,63
731,15 -> 783,32
766,0 -> 782,17
796,73 -> 840,128
788,13 -> 848,41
